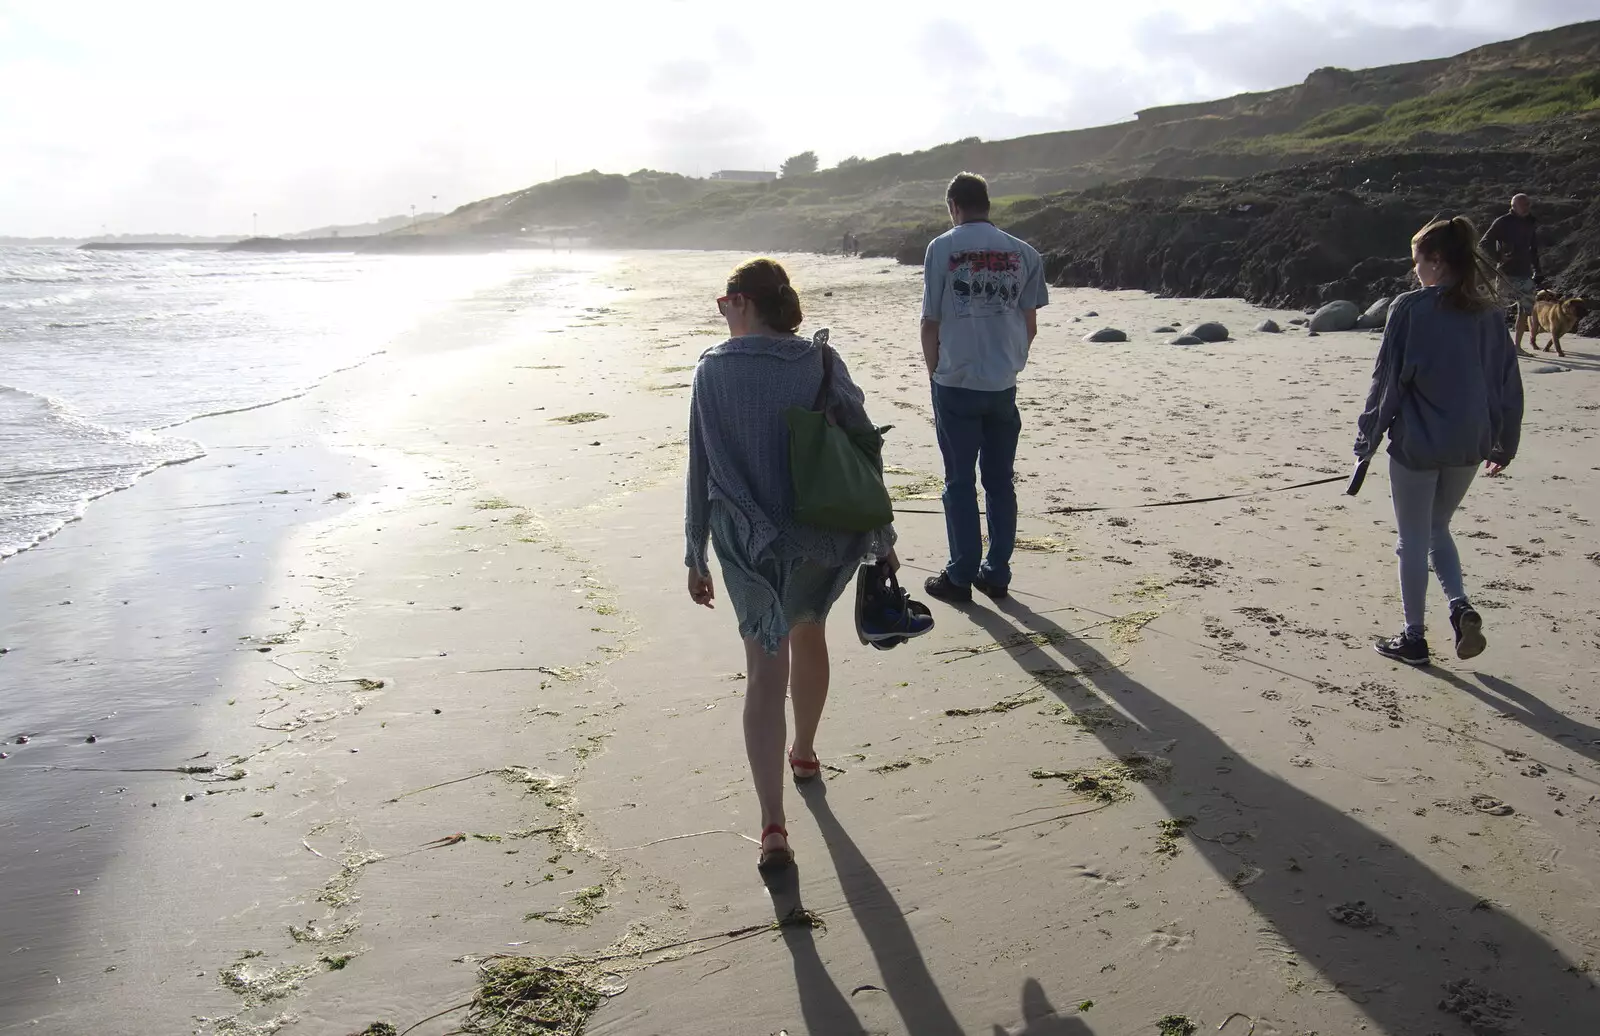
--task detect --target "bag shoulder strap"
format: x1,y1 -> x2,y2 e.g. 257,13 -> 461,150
810,328 -> 835,412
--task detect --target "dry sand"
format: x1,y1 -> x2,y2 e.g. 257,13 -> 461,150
18,251 -> 1600,1036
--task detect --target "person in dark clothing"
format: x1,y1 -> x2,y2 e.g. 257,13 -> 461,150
1479,194 -> 1541,353
1355,216 -> 1523,668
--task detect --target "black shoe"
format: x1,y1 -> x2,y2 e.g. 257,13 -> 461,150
1374,632 -> 1430,667
972,576 -> 1010,601
924,572 -> 972,604
1451,603 -> 1487,661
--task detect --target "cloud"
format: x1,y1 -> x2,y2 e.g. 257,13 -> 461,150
917,18 -> 989,69
646,103 -> 777,175
1,0 -> 1595,234
648,59 -> 714,96
1129,8 -> 1507,99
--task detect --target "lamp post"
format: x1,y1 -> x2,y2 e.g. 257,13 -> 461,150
252,212 -> 258,237
410,204 -> 417,229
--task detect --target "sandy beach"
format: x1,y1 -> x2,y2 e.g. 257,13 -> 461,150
3,250 -> 1598,1036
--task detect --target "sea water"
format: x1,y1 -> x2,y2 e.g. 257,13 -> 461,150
0,246 -> 592,558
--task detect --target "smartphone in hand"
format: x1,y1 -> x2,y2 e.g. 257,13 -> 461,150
1346,456 -> 1372,496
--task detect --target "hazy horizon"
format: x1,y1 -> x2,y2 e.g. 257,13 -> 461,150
1,0 -> 1591,237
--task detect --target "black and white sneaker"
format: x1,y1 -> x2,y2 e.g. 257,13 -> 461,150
856,561 -> 935,650
1374,632 -> 1430,667
1451,603 -> 1487,661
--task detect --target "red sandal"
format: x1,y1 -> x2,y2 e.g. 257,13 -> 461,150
757,823 -> 793,871
788,748 -> 821,782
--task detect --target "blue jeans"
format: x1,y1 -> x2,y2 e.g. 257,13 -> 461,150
931,382 -> 1020,588
1389,457 -> 1477,638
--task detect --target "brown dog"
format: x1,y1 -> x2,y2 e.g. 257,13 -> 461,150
1529,290 -> 1589,358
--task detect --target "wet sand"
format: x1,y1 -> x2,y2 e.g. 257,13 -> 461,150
4,251 -> 1598,1036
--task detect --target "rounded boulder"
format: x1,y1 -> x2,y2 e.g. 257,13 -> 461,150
1083,327 -> 1128,343
1309,300 -> 1360,333
1355,298 -> 1391,330
1255,319 -> 1281,333
1169,335 -> 1206,346
1152,326 -> 1176,334
1183,321 -> 1229,342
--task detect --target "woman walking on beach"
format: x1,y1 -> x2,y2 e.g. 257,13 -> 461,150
1355,216 -> 1523,667
685,258 -> 897,870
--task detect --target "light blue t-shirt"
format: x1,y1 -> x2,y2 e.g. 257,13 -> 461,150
921,221 -> 1048,392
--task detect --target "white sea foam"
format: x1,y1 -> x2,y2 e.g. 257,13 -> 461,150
0,244 -> 603,559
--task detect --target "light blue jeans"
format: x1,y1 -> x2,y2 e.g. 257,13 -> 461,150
1389,457 -> 1477,638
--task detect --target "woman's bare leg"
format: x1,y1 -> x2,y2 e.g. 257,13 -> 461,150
743,635 -> 791,844
788,621 -> 830,764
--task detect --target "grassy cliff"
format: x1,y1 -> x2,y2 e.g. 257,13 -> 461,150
405,20 -> 1600,323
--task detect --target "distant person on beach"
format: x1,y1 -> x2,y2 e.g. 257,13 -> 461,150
1355,216 -> 1523,667
1479,194 -> 1541,354
919,172 -> 1047,605
685,257 -> 898,870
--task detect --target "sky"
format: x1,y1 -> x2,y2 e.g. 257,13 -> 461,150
0,0 -> 1592,237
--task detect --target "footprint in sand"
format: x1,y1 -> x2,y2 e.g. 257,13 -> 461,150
1471,794 -> 1515,816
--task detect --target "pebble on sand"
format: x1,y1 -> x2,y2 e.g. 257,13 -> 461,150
1169,335 -> 1206,346
1083,328 -> 1128,343
1289,317 -> 1309,326
1255,319 -> 1281,333
1183,321 -> 1229,342
1532,364 -> 1567,374
1309,300 -> 1360,333
1356,297 -> 1391,329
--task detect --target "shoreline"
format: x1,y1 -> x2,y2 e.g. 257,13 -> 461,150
3,252 -> 1597,1035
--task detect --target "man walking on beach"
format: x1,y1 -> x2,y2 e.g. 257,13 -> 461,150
1480,194 -> 1541,354
920,172 -> 1047,604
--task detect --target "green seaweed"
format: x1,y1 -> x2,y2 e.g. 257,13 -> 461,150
1154,816 -> 1195,857
464,958 -> 604,1035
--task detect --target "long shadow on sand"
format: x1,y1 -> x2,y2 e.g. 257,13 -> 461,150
762,863 -> 869,1036
768,784 -> 1097,1036
796,779 -> 967,1036
1421,667 -> 1600,769
942,595 -> 1600,1033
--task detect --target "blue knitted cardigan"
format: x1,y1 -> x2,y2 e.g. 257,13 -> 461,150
684,329 -> 896,576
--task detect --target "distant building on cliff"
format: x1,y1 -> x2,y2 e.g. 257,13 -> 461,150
710,169 -> 778,182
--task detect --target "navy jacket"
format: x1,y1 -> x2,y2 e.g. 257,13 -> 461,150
1355,287 -> 1524,470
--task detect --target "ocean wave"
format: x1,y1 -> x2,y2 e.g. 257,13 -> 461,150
0,288 -> 96,309
0,383 -> 205,559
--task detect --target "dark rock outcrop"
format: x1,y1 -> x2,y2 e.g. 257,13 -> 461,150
991,137 -> 1600,337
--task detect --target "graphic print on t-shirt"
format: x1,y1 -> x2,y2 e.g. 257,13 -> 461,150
949,249 -> 1022,318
